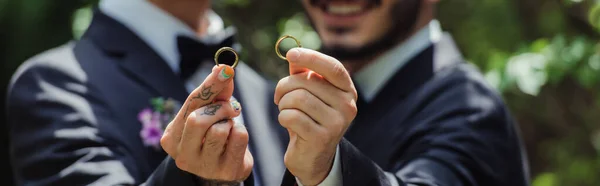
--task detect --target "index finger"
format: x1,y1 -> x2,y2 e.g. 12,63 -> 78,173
163,65 -> 235,152
286,48 -> 355,95
175,65 -> 236,123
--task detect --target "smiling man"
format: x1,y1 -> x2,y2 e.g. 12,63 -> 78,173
277,0 -> 531,185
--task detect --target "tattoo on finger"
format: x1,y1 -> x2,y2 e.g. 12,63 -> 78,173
202,104 -> 223,116
196,84 -> 216,101
183,84 -> 219,119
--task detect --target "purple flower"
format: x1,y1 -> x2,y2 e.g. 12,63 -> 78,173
138,108 -> 164,148
138,108 -> 153,124
138,97 -> 181,150
140,123 -> 162,148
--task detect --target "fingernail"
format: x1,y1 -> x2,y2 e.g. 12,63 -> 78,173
193,109 -> 203,123
288,48 -> 301,61
218,66 -> 234,81
230,100 -> 241,112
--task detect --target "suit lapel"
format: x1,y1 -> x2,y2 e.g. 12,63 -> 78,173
349,33 -> 464,139
119,51 -> 188,102
82,9 -> 188,102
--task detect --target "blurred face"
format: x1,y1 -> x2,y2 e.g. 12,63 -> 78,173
302,0 -> 421,62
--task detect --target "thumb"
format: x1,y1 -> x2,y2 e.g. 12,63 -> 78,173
286,48 -> 310,75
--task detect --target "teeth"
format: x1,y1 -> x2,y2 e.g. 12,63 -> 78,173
327,5 -> 363,15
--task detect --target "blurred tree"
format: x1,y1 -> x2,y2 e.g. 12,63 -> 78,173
1,0 -> 599,185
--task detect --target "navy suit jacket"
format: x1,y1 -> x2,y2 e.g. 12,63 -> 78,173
6,11 -> 288,186
281,34 -> 531,185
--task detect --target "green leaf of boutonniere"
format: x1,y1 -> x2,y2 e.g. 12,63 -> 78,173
151,97 -> 164,112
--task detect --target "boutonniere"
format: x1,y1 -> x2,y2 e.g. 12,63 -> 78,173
138,97 -> 181,150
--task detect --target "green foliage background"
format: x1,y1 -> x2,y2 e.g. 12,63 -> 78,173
1,0 -> 600,185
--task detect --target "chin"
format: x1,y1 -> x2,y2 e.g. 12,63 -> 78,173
304,0 -> 417,61
319,29 -> 369,49
303,0 -> 392,51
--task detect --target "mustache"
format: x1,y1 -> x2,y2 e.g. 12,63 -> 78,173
308,0 -> 382,7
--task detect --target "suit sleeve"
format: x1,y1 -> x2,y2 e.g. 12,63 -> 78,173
6,64 -> 199,186
332,75 -> 528,186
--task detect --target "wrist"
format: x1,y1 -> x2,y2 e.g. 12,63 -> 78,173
298,149 -> 336,185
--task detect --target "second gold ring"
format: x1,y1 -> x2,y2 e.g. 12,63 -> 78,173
275,35 -> 302,60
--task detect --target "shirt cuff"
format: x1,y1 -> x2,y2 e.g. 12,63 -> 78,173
295,145 -> 342,186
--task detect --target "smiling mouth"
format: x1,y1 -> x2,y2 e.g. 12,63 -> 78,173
312,0 -> 380,16
327,4 -> 365,15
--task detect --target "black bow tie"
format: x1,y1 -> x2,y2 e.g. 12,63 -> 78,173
177,35 -> 235,81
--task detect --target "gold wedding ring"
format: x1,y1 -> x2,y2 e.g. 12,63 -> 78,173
275,35 -> 302,60
214,47 -> 239,68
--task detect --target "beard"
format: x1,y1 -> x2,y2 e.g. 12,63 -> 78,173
306,0 -> 422,62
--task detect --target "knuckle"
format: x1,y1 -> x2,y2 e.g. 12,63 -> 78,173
185,112 -> 196,123
295,89 -> 310,104
175,157 -> 189,171
275,76 -> 291,104
344,99 -> 358,117
277,101 -> 285,112
288,110 -> 303,122
212,127 -> 230,140
275,77 -> 287,93
277,76 -> 290,87
332,63 -> 347,77
188,117 -> 209,130
351,88 -> 358,101
289,93 -> 302,107
307,52 -> 318,64
205,137 -> 220,150
283,152 -> 292,167
278,110 -> 299,126
299,89 -> 311,100
232,127 -> 250,144
281,91 -> 297,107
301,90 -> 318,110
278,111 -> 292,126
160,135 -> 170,150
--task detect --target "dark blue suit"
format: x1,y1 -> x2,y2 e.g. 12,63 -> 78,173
282,34 -> 531,185
6,11 -> 287,185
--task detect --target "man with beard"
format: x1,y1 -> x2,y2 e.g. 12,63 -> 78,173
276,0 -> 531,185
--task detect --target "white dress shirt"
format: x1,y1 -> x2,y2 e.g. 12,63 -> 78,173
345,20 -> 443,186
99,0 -> 342,185
354,20 -> 443,102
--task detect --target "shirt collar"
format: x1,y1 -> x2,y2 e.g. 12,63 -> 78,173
354,19 -> 443,102
99,0 -> 226,74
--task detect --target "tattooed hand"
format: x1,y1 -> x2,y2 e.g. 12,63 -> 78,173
275,48 -> 358,185
161,65 -> 253,183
